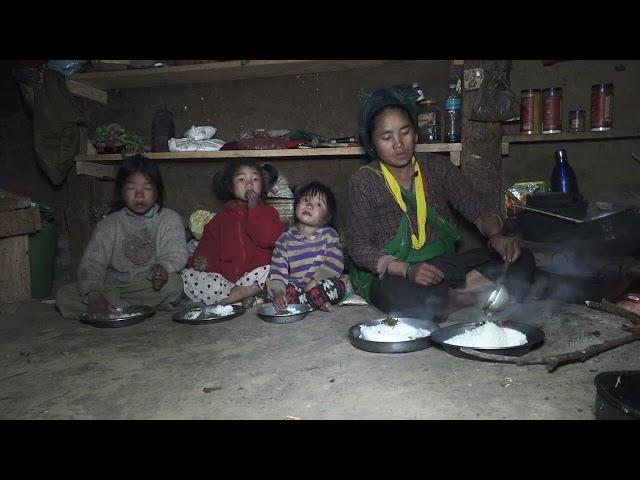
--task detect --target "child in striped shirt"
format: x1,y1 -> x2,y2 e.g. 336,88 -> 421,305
267,181 -> 346,312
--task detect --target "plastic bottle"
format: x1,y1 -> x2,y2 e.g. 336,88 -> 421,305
417,99 -> 441,143
550,149 -> 578,194
444,83 -> 461,143
412,82 -> 425,102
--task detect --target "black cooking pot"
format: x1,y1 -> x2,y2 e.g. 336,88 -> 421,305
519,203 -> 640,257
535,262 -> 631,304
528,191 -> 583,209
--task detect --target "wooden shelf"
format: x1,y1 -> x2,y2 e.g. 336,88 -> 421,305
501,130 -> 640,155
75,143 -> 462,178
68,60 -> 439,91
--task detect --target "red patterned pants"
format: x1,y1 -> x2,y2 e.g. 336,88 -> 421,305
285,277 -> 346,308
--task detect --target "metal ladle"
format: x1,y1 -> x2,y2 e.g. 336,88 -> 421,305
482,260 -> 511,316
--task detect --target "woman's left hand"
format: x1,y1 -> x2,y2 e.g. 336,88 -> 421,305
151,264 -> 168,291
488,234 -> 521,263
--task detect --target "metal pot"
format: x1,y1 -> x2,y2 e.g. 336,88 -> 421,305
519,205 -> 640,257
535,262 -> 631,304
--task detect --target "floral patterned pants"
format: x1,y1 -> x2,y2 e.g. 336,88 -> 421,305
284,277 -> 346,308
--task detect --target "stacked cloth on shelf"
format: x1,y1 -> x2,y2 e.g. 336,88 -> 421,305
169,125 -> 225,152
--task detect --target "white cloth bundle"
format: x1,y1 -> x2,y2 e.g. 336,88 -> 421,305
168,125 -> 223,151
168,137 -> 225,152
185,125 -> 217,141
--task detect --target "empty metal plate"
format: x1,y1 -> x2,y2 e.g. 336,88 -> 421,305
258,303 -> 313,324
79,305 -> 154,328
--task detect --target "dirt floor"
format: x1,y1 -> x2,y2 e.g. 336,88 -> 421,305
0,297 -> 638,420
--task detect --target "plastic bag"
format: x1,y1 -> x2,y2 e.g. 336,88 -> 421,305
168,137 -> 225,152
185,125 -> 217,141
47,60 -> 88,77
470,60 -> 519,123
189,210 -> 216,240
504,181 -> 545,215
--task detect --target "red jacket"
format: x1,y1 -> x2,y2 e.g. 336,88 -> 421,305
189,200 -> 285,283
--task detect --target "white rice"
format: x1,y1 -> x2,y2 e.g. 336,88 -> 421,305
360,322 -> 430,342
208,305 -> 234,316
284,305 -> 301,314
445,322 -> 527,348
183,307 -> 202,320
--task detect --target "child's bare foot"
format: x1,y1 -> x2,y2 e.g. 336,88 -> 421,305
241,296 -> 257,309
318,302 -> 333,312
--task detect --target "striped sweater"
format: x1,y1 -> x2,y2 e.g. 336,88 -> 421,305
268,225 -> 344,292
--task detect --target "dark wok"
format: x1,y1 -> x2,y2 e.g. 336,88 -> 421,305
519,205 -> 640,257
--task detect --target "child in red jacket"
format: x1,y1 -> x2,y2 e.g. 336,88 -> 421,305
181,160 -> 285,307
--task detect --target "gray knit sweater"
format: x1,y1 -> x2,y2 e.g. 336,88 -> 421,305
77,207 -> 188,299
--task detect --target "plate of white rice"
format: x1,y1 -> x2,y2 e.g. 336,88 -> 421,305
172,303 -> 245,324
429,320 -> 545,360
348,317 -> 440,353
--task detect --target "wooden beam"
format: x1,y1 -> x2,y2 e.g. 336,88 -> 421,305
0,235 -> 31,303
504,130 -> 640,144
75,143 -> 463,164
76,161 -> 118,179
0,197 -> 31,212
0,207 -> 41,238
66,79 -> 108,104
68,60 -> 443,90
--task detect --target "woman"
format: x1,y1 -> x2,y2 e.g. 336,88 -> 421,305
346,86 -> 535,321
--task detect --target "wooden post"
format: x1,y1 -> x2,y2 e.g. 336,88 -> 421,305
0,207 -> 41,237
0,236 -> 31,303
0,204 -> 40,303
458,59 -> 503,249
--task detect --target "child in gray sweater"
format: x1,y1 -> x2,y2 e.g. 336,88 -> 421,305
55,155 -> 189,319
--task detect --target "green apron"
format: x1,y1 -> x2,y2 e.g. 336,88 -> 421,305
349,185 -> 460,304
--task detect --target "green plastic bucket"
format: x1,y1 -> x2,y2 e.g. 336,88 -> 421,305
28,206 -> 57,298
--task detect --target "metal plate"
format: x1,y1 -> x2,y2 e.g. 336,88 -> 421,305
429,320 -> 545,360
594,370 -> 640,420
172,304 -> 245,325
348,317 -> 440,354
258,303 -> 313,324
79,305 -> 154,328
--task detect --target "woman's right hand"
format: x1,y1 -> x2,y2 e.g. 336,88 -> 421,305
407,262 -> 445,286
273,290 -> 287,310
87,291 -> 116,319
192,254 -> 208,271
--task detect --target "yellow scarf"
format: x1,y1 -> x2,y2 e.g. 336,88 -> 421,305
380,156 -> 427,249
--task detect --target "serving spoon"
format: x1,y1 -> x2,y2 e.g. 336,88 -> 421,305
482,260 -> 511,317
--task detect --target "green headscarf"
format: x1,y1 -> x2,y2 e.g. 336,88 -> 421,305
357,85 -> 419,159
